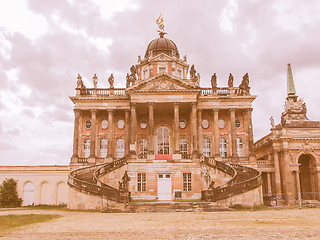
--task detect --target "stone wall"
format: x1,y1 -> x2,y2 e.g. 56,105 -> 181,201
0,166 -> 70,206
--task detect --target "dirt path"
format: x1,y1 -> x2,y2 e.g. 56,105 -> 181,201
1,208 -> 320,239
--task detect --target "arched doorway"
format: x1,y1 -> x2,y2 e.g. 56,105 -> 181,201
23,182 -> 34,206
298,154 -> 317,200
40,182 -> 50,205
56,182 -> 67,205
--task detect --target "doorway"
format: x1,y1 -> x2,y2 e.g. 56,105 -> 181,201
157,174 -> 172,201
298,154 -> 317,200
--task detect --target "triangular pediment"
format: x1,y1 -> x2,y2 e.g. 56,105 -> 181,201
127,73 -> 199,92
150,53 -> 175,62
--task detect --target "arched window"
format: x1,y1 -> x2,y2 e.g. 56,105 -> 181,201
83,139 -> 90,158
139,139 -> 148,159
219,138 -> 227,157
157,126 -> 170,154
180,138 -> 188,158
100,138 -> 108,158
116,138 -> 125,158
202,138 -> 211,157
236,137 -> 244,157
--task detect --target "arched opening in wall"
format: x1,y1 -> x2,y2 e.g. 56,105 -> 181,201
298,154 -> 317,200
40,182 -> 50,205
56,182 -> 67,206
23,182 -> 34,206
157,126 -> 170,154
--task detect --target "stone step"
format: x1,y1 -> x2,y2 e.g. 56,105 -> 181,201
104,201 -> 230,213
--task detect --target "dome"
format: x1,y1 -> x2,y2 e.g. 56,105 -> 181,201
145,33 -> 180,59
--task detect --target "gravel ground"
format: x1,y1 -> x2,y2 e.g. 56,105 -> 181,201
1,208 -> 320,239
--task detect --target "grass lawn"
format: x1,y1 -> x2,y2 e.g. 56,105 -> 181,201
0,214 -> 62,236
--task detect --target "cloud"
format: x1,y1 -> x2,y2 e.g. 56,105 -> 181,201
0,0 -> 320,165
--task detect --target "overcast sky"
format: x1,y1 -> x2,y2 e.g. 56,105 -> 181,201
1,0 -> 320,166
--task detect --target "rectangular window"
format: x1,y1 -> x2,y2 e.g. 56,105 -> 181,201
137,173 -> 146,192
183,173 -> 192,191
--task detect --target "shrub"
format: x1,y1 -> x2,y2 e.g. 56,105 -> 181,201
0,179 -> 22,208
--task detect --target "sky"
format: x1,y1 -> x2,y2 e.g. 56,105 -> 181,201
0,0 -> 320,166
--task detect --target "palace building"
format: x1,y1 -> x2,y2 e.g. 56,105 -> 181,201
1,19 -> 319,210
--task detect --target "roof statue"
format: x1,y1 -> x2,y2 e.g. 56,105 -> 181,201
287,63 -> 297,99
92,74 -> 98,88
156,14 -> 166,35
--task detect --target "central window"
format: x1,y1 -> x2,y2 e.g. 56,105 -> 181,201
157,126 -> 170,154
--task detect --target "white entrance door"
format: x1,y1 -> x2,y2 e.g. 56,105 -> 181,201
157,174 -> 172,201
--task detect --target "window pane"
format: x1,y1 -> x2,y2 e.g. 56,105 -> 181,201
183,173 -> 191,191
116,139 -> 125,158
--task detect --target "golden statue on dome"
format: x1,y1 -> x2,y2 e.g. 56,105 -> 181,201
156,14 -> 166,35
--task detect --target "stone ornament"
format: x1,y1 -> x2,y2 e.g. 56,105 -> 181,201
101,120 -> 108,129
117,120 -> 125,129
218,119 -> 225,129
179,120 -> 186,129
202,119 -> 209,129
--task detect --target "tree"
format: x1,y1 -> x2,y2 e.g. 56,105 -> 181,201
0,178 -> 22,208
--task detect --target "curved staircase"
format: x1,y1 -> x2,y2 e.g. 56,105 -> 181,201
201,156 -> 262,202
68,157 -> 129,203
68,155 -> 262,205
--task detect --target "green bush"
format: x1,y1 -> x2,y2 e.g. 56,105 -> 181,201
0,179 -> 22,208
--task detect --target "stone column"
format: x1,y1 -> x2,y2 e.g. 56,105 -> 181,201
213,109 -> 220,157
317,171 -> 320,200
148,102 -> 155,154
125,109 -> 130,155
197,109 -> 203,154
246,108 -> 254,157
89,109 -> 97,158
71,109 -> 81,163
273,150 -> 282,198
173,102 -> 180,154
191,102 -> 198,154
283,149 -> 293,202
130,103 -> 137,154
229,109 -> 236,158
267,172 -> 272,194
107,109 -> 114,157
295,170 -> 301,198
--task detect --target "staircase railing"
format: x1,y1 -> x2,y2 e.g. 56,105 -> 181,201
68,156 -> 129,202
202,156 -> 262,202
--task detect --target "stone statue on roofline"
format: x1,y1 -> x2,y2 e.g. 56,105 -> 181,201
190,64 -> 196,79
239,72 -> 250,95
76,74 -> 83,88
211,73 -> 217,89
92,74 -> 98,88
270,116 -> 275,129
108,74 -> 114,89
228,73 -> 234,87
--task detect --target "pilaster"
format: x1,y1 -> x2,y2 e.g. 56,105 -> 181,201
107,109 -> 114,158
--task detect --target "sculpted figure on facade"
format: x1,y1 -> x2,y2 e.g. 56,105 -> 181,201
76,74 -> 83,88
126,73 -> 130,88
270,116 -> 275,128
239,73 -> 250,95
211,73 -> 217,89
121,171 -> 130,191
92,74 -> 98,88
228,73 -> 234,87
108,74 -> 114,89
190,65 -> 196,79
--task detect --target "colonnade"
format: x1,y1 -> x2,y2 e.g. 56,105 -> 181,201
71,103 -> 255,163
